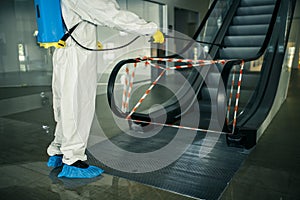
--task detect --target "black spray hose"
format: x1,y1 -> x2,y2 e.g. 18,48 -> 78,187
65,23 -> 225,51
63,17 -> 225,51
70,33 -> 141,52
61,19 -> 142,51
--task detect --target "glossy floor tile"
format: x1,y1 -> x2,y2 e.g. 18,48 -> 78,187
1,70 -> 300,200
0,117 -> 195,200
220,69 -> 300,200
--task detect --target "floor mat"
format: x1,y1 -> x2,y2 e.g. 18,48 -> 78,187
87,126 -> 249,200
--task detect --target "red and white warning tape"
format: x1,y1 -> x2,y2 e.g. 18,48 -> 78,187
121,65 -> 130,113
119,57 -> 244,134
144,56 -> 227,65
226,66 -> 236,125
148,61 -> 225,70
128,118 -> 227,134
231,60 -> 245,134
126,69 -> 166,120
125,63 -> 137,112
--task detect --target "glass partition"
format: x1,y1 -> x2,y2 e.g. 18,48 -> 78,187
200,0 -> 233,52
0,0 -> 53,90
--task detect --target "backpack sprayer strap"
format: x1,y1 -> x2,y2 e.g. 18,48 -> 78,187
57,23 -> 80,48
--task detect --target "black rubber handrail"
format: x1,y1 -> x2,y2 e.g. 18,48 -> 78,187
221,0 -> 283,92
221,0 -> 282,66
225,0 -> 296,149
245,0 -> 282,62
107,58 -> 138,119
107,0 -> 224,121
236,0 -> 296,132
223,0 -> 293,134
108,0 -> 284,128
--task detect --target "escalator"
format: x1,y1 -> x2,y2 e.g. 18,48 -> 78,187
107,0 -> 295,149
219,0 -> 295,148
220,0 -> 275,59
92,0 -> 296,198
200,0 -> 283,148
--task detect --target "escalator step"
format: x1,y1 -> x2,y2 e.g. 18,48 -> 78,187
228,24 -> 269,36
224,35 -> 265,47
240,0 -> 276,7
232,14 -> 272,25
219,47 -> 260,59
237,5 -> 275,15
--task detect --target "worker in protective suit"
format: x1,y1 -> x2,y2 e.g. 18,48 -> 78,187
46,0 -> 164,178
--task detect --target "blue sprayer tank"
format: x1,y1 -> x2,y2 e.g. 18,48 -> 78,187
34,0 -> 65,48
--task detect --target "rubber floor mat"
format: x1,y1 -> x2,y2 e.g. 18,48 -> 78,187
87,126 -> 248,200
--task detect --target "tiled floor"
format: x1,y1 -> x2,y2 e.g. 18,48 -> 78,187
0,117 -> 194,200
0,70 -> 300,200
220,69 -> 300,200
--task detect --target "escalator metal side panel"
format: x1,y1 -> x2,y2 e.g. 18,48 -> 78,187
235,0 -> 296,148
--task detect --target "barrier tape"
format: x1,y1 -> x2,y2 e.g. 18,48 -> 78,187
118,57 -> 244,134
124,62 -> 137,112
231,60 -> 245,134
121,66 -> 130,113
226,66 -> 236,125
144,56 -> 227,65
126,69 -> 166,120
128,118 -> 228,134
148,61 -> 226,70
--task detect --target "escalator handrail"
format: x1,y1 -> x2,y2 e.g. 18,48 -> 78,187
224,0 -> 293,134
244,0 -> 282,62
223,0 -> 282,67
107,0 -> 227,120
221,0 -> 282,67
221,0 -> 283,93
236,0 -> 296,130
107,58 -> 139,119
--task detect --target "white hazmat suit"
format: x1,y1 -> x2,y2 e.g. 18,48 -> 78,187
47,0 -> 158,167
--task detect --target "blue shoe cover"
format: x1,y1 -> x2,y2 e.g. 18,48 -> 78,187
58,164 -> 104,179
47,155 -> 63,168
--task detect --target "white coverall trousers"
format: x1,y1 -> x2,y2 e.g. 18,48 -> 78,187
47,38 -> 97,165
47,0 -> 158,165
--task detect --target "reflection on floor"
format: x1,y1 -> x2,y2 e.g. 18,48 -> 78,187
0,117 -> 193,200
1,70 -> 300,199
90,92 -> 248,199
220,69 -> 300,200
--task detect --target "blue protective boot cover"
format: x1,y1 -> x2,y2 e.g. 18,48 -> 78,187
58,164 -> 104,178
47,155 -> 63,168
